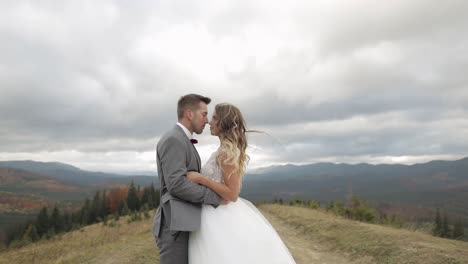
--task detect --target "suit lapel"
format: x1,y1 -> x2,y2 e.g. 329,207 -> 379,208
174,125 -> 201,172
193,146 -> 201,172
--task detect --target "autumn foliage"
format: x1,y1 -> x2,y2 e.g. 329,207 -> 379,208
107,187 -> 129,214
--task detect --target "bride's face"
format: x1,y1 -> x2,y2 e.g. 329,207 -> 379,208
209,113 -> 220,136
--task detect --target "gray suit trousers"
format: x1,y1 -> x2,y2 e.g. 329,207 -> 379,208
155,209 -> 189,264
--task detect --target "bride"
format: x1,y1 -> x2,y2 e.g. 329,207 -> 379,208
186,103 -> 296,264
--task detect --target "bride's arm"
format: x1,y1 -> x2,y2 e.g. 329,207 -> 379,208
187,164 -> 240,202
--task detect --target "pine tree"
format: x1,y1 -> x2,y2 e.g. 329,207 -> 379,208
127,181 -> 139,211
22,224 -> 39,242
117,200 -> 125,215
433,208 -> 442,237
453,218 -> 465,239
101,190 -> 109,219
90,190 -> 102,223
141,186 -> 150,206
51,205 -> 64,233
36,207 -> 49,237
121,201 -> 130,216
70,211 -> 79,228
136,184 -> 142,210
153,186 -> 160,208
147,193 -> 154,208
80,198 -> 91,225
380,212 -> 388,223
62,211 -> 73,231
442,211 -> 450,238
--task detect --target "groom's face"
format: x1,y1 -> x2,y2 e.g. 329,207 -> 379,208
191,102 -> 209,134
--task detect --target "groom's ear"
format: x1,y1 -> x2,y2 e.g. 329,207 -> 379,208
185,108 -> 194,120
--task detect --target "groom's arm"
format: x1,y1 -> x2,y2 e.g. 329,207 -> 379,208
158,136 -> 222,206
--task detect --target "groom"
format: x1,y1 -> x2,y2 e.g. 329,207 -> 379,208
152,94 -> 223,264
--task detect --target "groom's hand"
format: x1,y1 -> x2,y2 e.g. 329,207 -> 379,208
221,199 -> 229,205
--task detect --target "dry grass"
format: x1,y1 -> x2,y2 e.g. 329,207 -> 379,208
1,205 -> 467,264
259,204 -> 468,264
0,214 -> 159,264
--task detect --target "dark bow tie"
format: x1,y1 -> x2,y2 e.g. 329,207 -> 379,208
190,139 -> 198,144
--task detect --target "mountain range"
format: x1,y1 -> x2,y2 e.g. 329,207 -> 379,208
0,160 -> 155,188
242,156 -> 468,223
1,157 -> 468,226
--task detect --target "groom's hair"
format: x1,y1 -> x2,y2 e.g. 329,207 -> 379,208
177,94 -> 212,119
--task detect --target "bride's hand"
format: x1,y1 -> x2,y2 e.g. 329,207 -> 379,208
187,171 -> 205,184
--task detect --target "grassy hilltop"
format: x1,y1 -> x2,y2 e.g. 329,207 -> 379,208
1,204 -> 467,264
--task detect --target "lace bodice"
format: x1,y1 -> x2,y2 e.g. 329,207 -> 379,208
201,150 -> 224,183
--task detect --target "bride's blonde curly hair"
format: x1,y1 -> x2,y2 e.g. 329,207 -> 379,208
214,103 -> 250,185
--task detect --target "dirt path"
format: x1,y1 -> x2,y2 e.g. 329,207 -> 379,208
260,209 -> 359,264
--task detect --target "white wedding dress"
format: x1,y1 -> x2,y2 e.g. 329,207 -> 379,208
188,150 -> 296,264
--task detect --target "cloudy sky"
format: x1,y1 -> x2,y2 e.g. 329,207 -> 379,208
1,0 -> 468,173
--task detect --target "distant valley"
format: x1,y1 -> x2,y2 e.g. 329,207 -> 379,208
1,157 -> 468,233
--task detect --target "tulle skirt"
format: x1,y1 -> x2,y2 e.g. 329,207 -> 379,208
188,198 -> 296,264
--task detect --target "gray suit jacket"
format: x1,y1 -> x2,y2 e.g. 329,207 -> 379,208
152,125 -> 222,237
